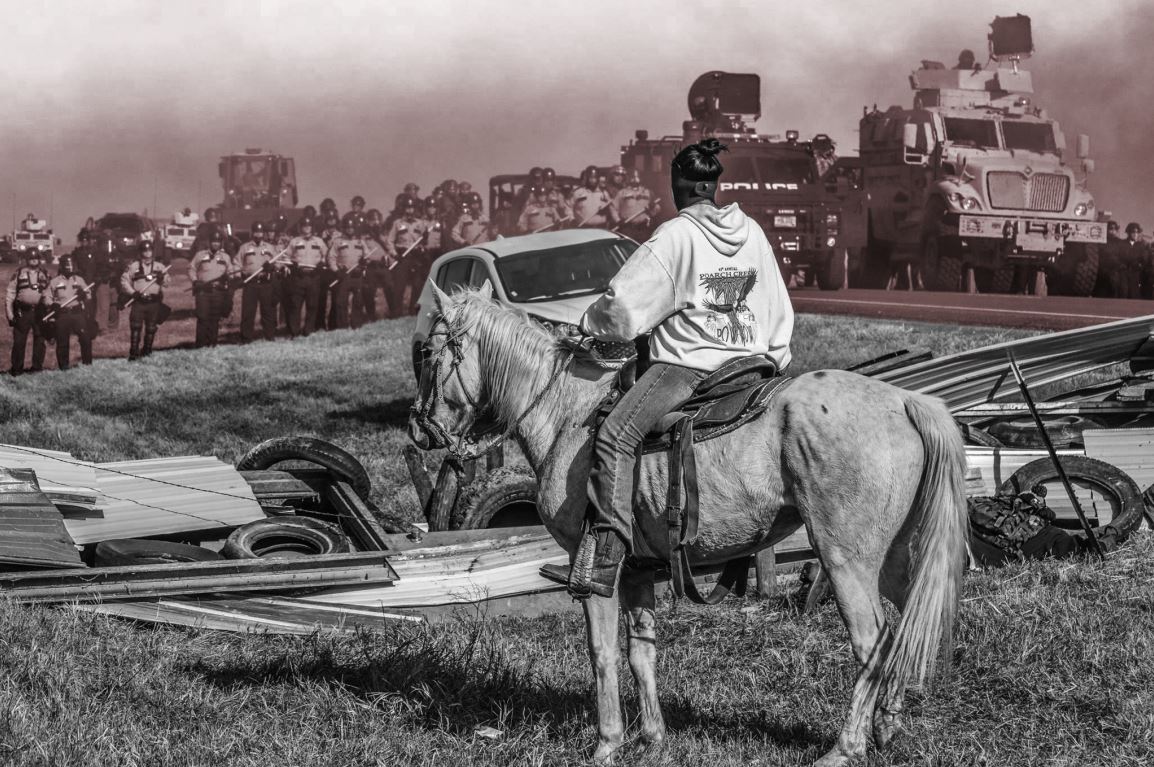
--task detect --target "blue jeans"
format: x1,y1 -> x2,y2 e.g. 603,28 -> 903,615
589,361 -> 708,552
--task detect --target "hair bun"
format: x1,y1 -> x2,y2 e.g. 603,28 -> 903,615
698,138 -> 728,157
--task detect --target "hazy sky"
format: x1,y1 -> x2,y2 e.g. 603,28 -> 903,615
1,0 -> 1148,240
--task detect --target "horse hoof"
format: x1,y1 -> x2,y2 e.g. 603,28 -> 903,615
811,747 -> 861,767
872,709 -> 905,749
592,743 -> 621,765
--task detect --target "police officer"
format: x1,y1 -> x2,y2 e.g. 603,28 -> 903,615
320,212 -> 341,245
286,217 -> 327,336
326,216 -> 369,329
450,194 -> 490,247
6,249 -> 49,374
234,222 -> 281,342
71,230 -> 107,299
517,185 -> 563,233
541,167 -> 570,221
569,166 -> 613,228
359,218 -> 388,322
192,209 -> 221,254
1100,220 -> 1124,297
606,164 -> 627,199
120,240 -> 168,360
384,196 -> 428,317
46,255 -> 93,369
319,198 -> 340,225
609,169 -> 659,240
1117,222 -> 1146,300
189,230 -> 236,348
342,195 -> 367,228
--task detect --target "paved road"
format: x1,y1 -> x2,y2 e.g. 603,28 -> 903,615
788,288 -> 1154,332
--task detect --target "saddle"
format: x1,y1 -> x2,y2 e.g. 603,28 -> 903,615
597,356 -> 793,605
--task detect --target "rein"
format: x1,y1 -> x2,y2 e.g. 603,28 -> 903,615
414,317 -> 574,461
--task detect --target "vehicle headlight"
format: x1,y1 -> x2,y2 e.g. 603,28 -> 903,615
949,192 -> 980,211
826,236 -> 837,248
1074,203 -> 1088,216
960,196 -> 979,211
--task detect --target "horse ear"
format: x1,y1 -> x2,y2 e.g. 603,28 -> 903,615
431,282 -> 451,315
478,279 -> 494,299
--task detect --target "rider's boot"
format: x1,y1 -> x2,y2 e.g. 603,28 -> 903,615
541,529 -> 626,599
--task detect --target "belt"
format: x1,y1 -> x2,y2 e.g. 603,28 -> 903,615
57,305 -> 85,313
134,294 -> 161,303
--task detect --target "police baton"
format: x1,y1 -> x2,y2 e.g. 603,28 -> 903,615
42,281 -> 97,322
610,207 -> 649,233
242,248 -> 291,286
122,263 -> 175,310
388,231 -> 430,271
1006,351 -> 1104,559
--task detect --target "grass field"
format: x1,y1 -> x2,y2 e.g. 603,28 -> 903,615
2,312 -> 1151,766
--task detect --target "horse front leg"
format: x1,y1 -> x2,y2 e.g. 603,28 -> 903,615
621,567 -> 665,751
583,592 -> 624,764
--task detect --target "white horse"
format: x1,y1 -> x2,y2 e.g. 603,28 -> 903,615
408,283 -> 968,766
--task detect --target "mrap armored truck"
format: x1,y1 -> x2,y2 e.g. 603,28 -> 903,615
620,71 -> 865,289
212,148 -> 303,241
854,14 -> 1104,294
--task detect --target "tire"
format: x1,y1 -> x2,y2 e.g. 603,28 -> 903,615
990,266 -> 1015,294
94,539 -> 222,567
987,415 -> 1101,449
815,249 -> 847,291
222,516 -> 350,560
1001,456 -> 1145,538
236,436 -> 371,501
1070,244 -> 1100,297
453,467 -> 540,530
924,234 -> 963,292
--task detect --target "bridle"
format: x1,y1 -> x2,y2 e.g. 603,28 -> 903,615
411,312 -> 574,461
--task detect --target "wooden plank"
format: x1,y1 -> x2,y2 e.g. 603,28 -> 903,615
239,470 -> 320,504
0,551 -> 398,603
402,446 -> 434,508
75,594 -> 423,635
0,469 -> 85,569
326,481 -> 390,552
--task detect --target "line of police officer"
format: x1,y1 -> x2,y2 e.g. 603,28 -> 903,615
510,165 -> 659,242
7,187 -> 486,373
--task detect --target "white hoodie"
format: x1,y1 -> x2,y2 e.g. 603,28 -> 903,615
581,201 -> 793,372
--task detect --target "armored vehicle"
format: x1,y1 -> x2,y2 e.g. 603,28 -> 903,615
855,14 -> 1104,293
212,149 -> 303,241
620,71 -> 865,289
11,214 -> 57,263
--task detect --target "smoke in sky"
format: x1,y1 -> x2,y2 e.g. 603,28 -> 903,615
0,0 -> 1149,239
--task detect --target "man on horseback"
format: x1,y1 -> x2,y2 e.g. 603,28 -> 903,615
541,138 -> 795,599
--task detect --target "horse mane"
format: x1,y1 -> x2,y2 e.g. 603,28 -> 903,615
447,287 -> 617,427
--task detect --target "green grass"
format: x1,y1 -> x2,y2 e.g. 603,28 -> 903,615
6,313 -> 1151,766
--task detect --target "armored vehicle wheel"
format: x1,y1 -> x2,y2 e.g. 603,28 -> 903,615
1069,243 -> 1100,297
924,235 -> 963,292
991,267 -> 1015,294
815,249 -> 847,290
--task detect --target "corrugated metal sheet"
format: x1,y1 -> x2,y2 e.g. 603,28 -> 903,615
65,456 -> 264,544
0,469 -> 84,569
875,314 -> 1154,411
0,444 -> 98,507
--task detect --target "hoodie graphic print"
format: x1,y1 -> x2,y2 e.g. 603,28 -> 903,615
581,201 -> 794,372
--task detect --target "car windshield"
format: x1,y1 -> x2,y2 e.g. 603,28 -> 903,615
98,215 -> 146,232
495,238 -> 637,303
228,158 -> 270,191
943,117 -> 1000,148
1002,121 -> 1058,153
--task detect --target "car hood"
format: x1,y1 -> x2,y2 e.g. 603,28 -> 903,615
517,293 -> 603,326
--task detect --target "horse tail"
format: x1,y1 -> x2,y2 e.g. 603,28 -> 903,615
883,393 -> 968,688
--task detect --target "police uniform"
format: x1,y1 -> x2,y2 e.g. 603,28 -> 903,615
119,257 -> 168,359
360,237 -> 388,322
517,200 -> 562,233
384,216 -> 429,318
6,262 -> 48,374
610,183 -> 655,240
189,246 -> 236,347
234,239 -> 280,342
325,234 -> 369,329
46,273 -> 93,369
287,233 -> 327,335
568,186 -> 612,227
544,187 -> 571,221
451,213 -> 490,247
